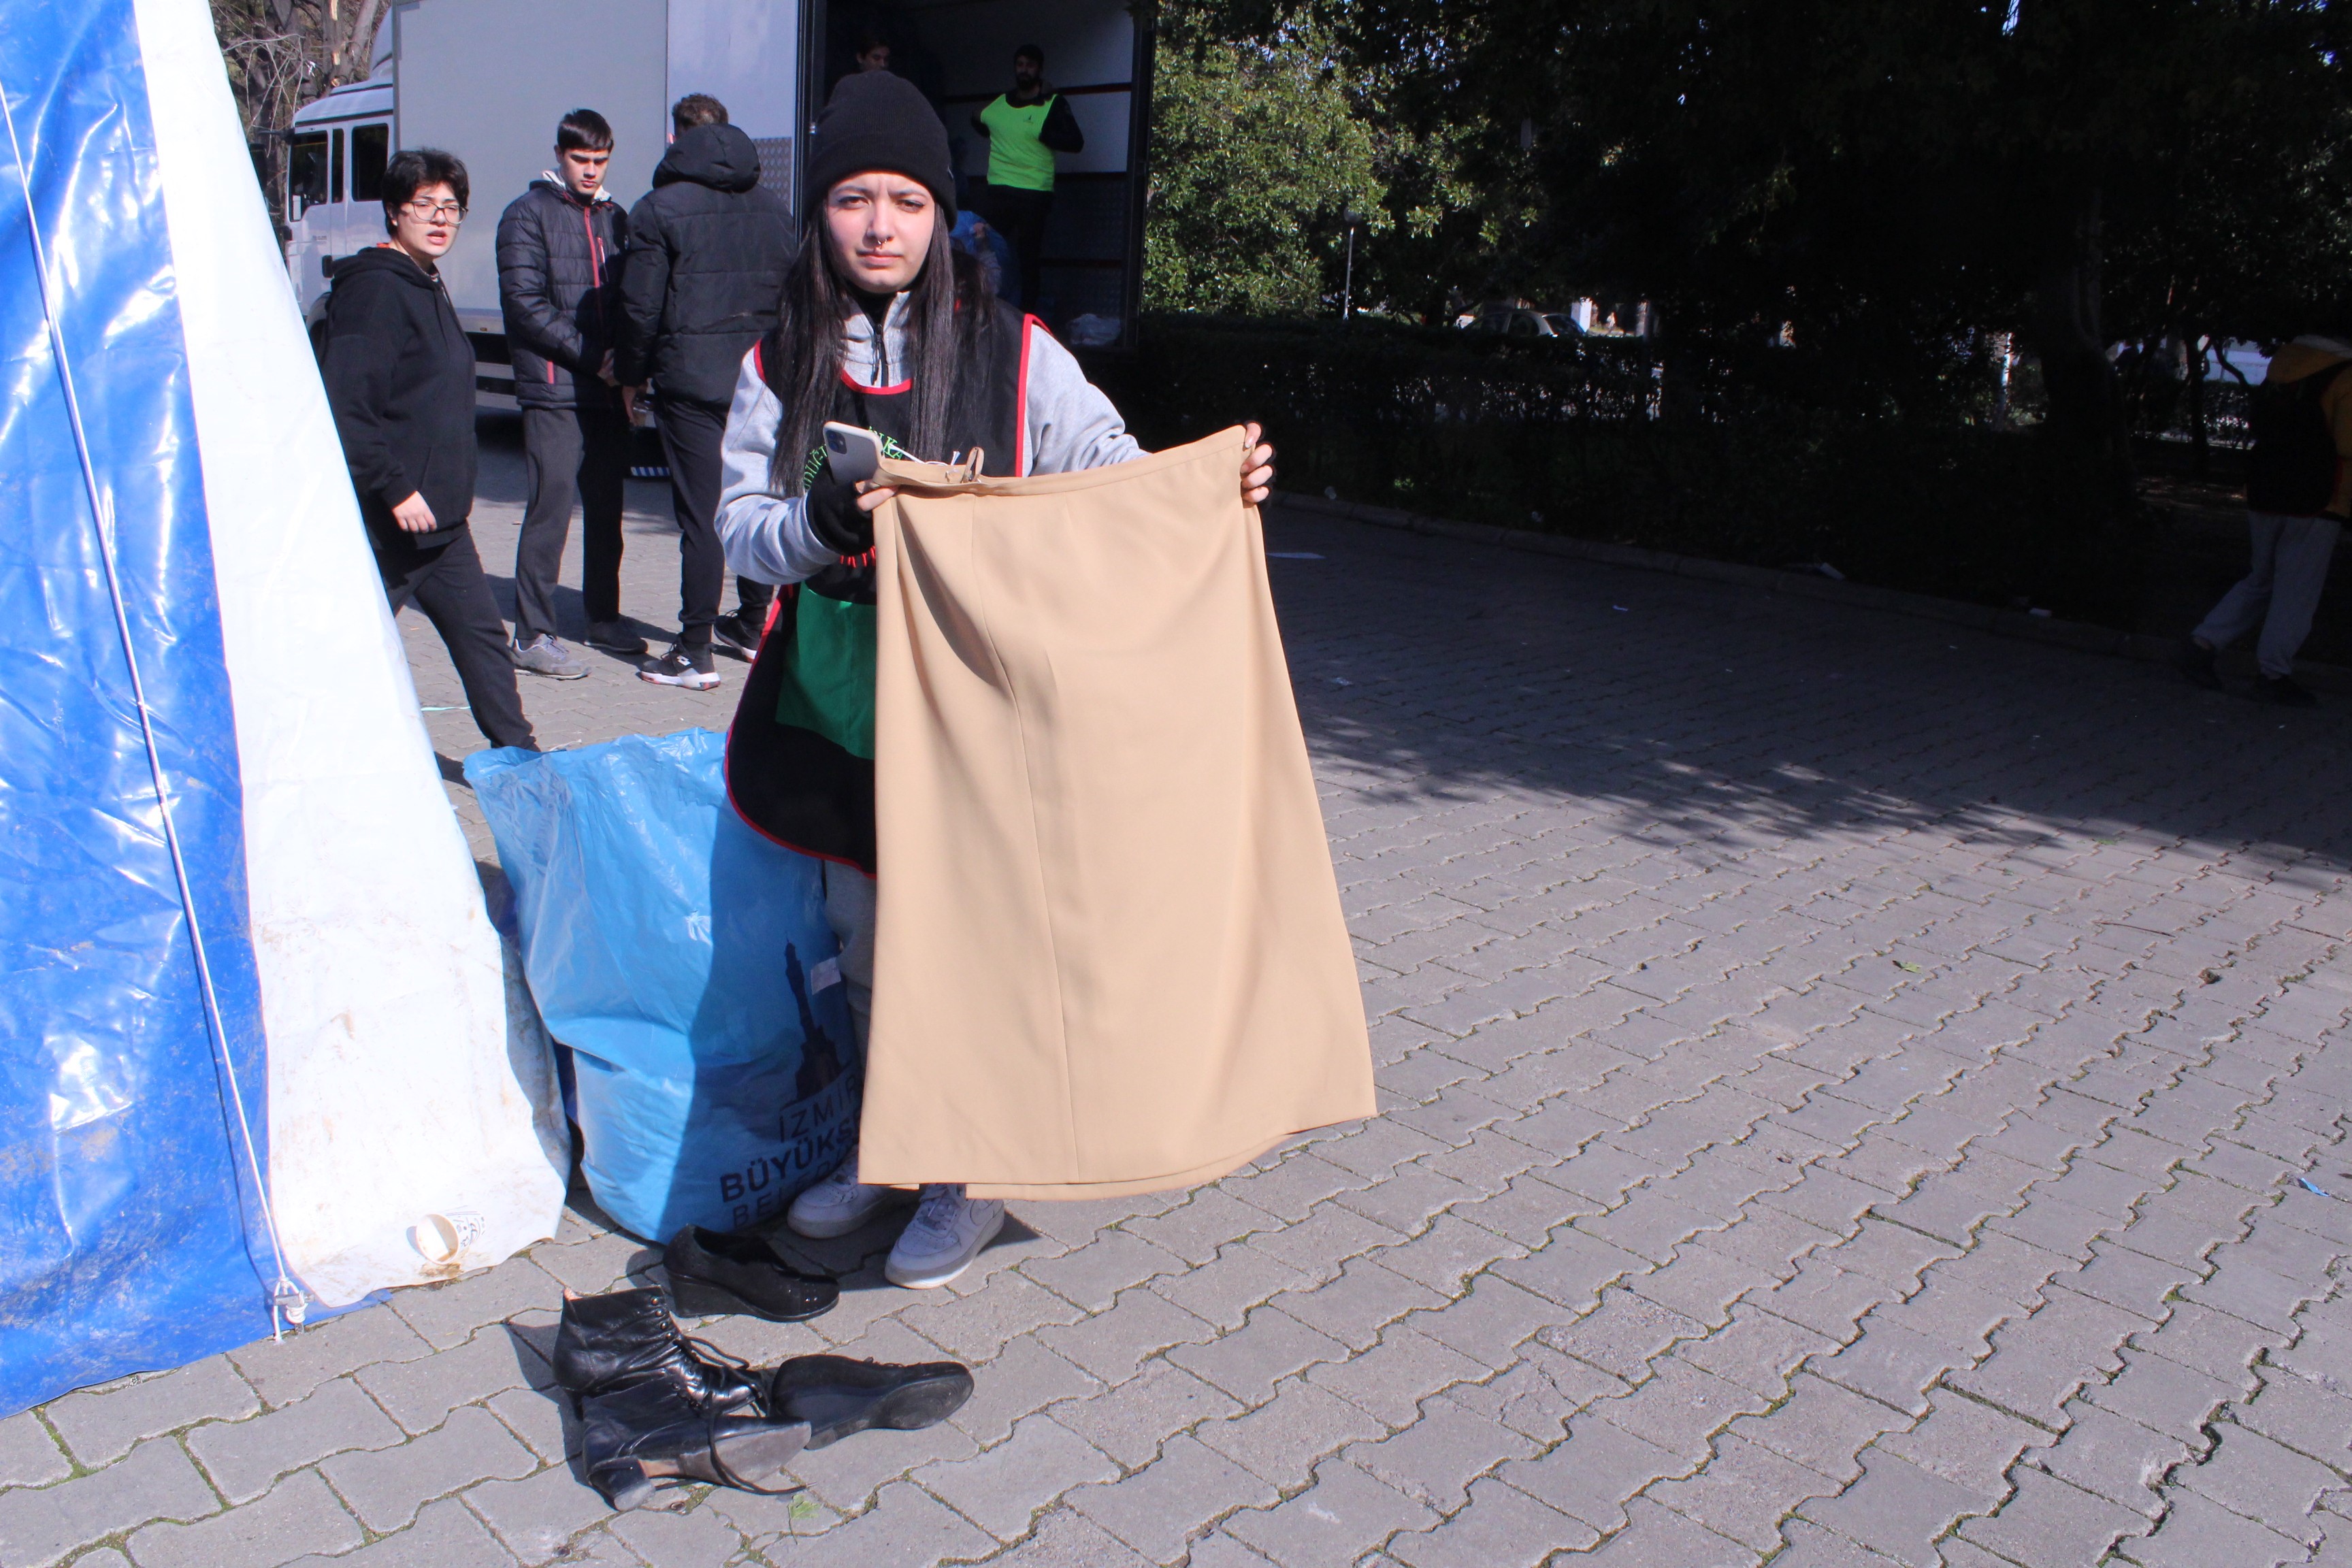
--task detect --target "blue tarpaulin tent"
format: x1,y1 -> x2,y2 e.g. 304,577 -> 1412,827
0,0 -> 566,1417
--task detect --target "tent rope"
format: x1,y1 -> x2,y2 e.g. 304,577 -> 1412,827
1,74 -> 306,1339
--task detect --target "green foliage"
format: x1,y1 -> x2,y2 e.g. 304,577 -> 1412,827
1310,0 -> 2352,336
1142,1 -> 2352,534
1143,12 -> 1384,314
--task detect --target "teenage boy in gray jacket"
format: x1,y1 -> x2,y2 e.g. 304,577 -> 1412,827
497,108 -> 634,679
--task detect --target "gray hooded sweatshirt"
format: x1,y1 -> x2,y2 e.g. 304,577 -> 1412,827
716,296 -> 1141,585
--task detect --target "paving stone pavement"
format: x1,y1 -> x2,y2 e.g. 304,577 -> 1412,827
12,425 -> 2352,1567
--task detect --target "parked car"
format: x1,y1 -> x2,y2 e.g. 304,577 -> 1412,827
1461,304 -> 1583,340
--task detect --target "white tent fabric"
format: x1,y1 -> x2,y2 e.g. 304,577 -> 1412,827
134,0 -> 566,1307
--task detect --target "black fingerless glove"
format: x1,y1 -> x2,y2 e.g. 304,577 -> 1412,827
806,459 -> 873,557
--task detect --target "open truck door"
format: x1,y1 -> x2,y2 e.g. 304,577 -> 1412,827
802,0 -> 1149,348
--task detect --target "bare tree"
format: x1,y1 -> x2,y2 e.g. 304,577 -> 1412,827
211,0 -> 387,227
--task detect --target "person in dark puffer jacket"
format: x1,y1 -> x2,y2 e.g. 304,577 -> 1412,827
617,94 -> 798,682
325,147 -> 535,753
496,108 -> 634,681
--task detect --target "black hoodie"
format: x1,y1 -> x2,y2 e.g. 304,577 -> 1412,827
323,244 -> 476,545
616,122 -> 798,406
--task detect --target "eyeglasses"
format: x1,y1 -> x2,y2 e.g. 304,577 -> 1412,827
399,199 -> 466,222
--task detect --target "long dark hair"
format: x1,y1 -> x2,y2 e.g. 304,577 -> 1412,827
769,206 -> 995,491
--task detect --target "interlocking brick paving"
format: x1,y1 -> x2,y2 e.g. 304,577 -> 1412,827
12,425 -> 2352,1566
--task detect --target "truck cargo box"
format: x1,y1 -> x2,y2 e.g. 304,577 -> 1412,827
284,0 -> 1149,410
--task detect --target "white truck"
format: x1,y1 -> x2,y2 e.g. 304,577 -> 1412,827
284,0 -> 1153,406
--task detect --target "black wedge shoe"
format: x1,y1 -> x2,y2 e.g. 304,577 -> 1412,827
552,1288 -> 762,1410
583,1377 -> 812,1511
663,1226 -> 840,1323
767,1354 -> 975,1450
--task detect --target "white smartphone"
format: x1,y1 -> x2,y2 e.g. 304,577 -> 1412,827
822,421 -> 883,485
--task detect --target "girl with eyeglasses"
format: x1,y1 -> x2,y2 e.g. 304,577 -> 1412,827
321,147 -> 538,753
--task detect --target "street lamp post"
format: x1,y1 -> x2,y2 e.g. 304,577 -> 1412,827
1342,209 -> 1362,322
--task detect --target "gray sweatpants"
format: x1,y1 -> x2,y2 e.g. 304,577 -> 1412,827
821,862 -> 876,1050
2195,510 -> 2342,678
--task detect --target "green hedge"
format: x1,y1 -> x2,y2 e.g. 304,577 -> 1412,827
1085,315 -> 2134,623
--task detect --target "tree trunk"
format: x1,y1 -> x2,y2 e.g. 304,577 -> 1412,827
332,0 -> 383,82
2029,186 -> 2132,489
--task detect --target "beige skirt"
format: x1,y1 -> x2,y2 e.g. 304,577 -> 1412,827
855,428 -> 1375,1199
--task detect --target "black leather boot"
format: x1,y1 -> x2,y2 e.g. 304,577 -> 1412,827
767,1354 -> 975,1450
664,1226 -> 840,1323
551,1288 -> 762,1410
582,1377 -> 811,1511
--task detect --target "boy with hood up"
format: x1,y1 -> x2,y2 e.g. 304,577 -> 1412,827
2183,334 -> 2352,706
617,95 -> 798,686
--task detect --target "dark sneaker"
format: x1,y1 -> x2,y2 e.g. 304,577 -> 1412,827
640,643 -> 721,690
2176,639 -> 2221,691
2259,674 -> 2320,708
511,634 -> 589,680
712,612 -> 765,661
586,621 -> 649,656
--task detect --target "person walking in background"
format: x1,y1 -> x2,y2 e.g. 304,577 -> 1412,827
2181,333 -> 2352,708
498,108 -> 636,681
970,44 -> 1081,314
617,93 -> 798,686
325,149 -> 536,753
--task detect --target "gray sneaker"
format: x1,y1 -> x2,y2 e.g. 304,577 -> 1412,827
511,634 -> 588,680
884,1185 -> 1006,1289
786,1149 -> 915,1239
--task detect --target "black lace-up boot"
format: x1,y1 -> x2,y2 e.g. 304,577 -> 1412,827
582,1377 -> 811,1510
551,1288 -> 762,1411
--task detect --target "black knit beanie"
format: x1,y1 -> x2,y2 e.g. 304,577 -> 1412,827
806,72 -> 957,218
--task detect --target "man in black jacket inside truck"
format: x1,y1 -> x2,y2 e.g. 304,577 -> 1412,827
617,93 -> 798,687
497,108 -> 634,681
325,148 -> 536,753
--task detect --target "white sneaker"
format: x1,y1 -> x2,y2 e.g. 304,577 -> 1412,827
786,1149 -> 913,1239
885,1185 -> 1006,1289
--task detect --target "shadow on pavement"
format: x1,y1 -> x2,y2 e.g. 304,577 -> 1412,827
1262,503 -> 2352,886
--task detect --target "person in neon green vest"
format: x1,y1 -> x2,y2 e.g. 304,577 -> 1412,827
970,43 -> 1082,315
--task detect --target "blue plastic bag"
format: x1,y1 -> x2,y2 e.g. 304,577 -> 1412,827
466,730 -> 859,1240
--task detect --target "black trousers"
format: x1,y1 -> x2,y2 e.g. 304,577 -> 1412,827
374,527 -> 536,751
516,404 -> 629,640
655,395 -> 766,647
980,181 -> 1054,314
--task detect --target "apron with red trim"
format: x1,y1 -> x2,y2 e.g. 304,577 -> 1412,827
725,302 -> 1026,873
